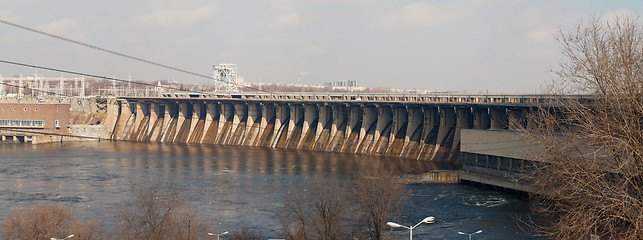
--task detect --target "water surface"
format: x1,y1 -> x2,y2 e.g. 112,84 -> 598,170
0,142 -> 536,239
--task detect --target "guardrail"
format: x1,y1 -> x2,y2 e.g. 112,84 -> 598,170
157,92 -> 596,105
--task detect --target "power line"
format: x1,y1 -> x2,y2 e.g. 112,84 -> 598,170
0,59 -> 219,96
0,19 -> 210,80
0,19 -> 272,94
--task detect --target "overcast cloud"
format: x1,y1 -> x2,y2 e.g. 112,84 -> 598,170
0,0 -> 642,93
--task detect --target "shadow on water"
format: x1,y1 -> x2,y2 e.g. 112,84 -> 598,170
104,141 -> 454,178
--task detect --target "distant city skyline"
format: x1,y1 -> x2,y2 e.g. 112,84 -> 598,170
1,0 -> 642,94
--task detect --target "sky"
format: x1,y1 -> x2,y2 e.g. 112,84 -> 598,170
0,0 -> 642,94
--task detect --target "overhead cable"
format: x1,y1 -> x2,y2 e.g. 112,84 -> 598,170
0,19 -> 272,94
0,59 -> 228,96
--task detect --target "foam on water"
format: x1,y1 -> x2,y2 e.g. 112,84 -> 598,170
461,195 -> 510,208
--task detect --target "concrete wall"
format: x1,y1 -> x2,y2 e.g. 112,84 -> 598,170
460,129 -> 544,160
70,125 -> 110,139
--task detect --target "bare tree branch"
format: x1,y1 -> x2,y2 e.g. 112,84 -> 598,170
525,13 -> 643,239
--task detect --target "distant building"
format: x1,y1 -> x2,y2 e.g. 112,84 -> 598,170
324,80 -> 358,88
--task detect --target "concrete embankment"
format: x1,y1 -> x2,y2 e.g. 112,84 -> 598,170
402,170 -> 461,184
66,97 -> 118,141
401,170 -> 536,194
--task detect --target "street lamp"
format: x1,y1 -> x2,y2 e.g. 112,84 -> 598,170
387,216 -> 435,240
458,230 -> 483,240
208,231 -> 228,240
50,234 -> 74,240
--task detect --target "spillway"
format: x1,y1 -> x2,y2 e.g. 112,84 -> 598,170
110,97 -> 520,163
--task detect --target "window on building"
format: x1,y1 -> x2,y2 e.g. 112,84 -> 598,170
0,119 -> 45,128
33,120 -> 44,127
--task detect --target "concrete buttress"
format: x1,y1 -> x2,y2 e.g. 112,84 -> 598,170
172,102 -> 189,143
356,106 -> 377,154
372,106 -> 392,155
227,103 -> 247,145
386,107 -> 408,157
111,97 -> 524,163
490,108 -> 508,130
298,104 -> 318,149
472,107 -> 490,130
243,103 -> 261,146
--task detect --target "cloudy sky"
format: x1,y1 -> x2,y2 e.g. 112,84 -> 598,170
1,0 -> 642,93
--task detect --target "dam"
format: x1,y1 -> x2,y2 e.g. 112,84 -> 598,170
0,90 -> 577,191
110,93 -> 555,163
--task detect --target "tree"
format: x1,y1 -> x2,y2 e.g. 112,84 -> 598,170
280,177 -> 355,240
2,203 -> 102,240
525,13 -> 643,239
351,169 -> 410,240
228,227 -> 265,240
114,182 -> 211,240
280,173 -> 411,240
69,218 -> 102,240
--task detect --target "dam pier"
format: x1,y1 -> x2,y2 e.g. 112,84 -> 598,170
111,93 -> 546,164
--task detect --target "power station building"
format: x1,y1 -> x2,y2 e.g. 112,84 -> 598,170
0,103 -> 70,142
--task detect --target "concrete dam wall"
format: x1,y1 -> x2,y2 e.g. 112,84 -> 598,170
110,97 -> 517,163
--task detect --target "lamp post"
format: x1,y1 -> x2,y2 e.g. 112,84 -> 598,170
458,230 -> 482,240
208,231 -> 228,240
50,234 -> 74,240
387,216 -> 435,240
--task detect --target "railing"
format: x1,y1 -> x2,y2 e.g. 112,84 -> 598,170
153,92 -> 596,105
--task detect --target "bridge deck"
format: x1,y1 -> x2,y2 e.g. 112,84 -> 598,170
123,93 -> 596,108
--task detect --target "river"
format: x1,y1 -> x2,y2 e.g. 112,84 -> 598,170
0,142 -> 538,239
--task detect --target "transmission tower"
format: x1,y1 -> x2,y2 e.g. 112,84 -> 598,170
213,64 -> 238,92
